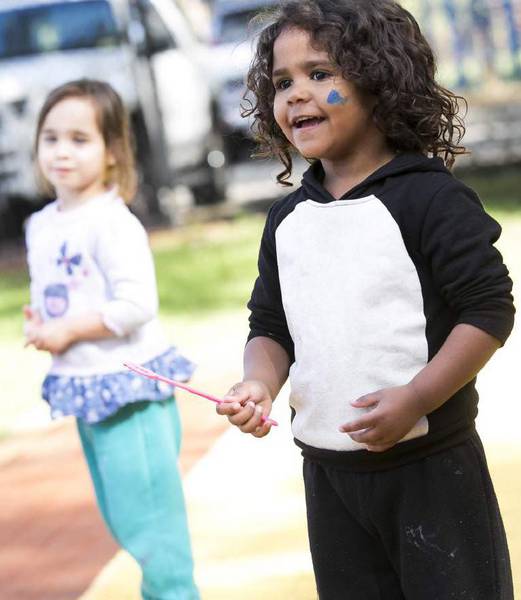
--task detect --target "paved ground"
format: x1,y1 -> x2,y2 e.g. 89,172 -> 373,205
0,422 -> 118,600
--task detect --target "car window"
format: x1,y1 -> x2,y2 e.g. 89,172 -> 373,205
0,0 -> 120,59
214,8 -> 271,44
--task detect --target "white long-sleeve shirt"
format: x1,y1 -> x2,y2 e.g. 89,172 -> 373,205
26,189 -> 170,377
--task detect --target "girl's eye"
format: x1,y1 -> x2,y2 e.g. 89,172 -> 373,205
311,70 -> 331,81
42,135 -> 57,143
274,78 -> 291,91
73,137 -> 88,144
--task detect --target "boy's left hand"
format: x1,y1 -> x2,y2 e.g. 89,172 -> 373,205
339,384 -> 424,452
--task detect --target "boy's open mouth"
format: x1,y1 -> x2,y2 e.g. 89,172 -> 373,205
293,116 -> 325,129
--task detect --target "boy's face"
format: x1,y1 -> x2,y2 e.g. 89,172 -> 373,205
272,28 -> 382,168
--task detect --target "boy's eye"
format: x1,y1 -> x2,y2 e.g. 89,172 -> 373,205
73,137 -> 88,144
274,78 -> 291,91
311,70 -> 331,81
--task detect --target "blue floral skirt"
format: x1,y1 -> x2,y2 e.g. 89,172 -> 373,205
42,347 -> 195,424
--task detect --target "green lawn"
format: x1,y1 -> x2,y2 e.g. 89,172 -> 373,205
154,215 -> 264,315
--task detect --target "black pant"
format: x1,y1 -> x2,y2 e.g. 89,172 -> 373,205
303,434 -> 513,600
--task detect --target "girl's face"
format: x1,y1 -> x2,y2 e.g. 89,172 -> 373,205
37,97 -> 114,207
272,28 -> 384,169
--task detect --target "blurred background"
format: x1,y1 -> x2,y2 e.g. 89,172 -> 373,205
0,1 -> 520,599
0,0 -> 520,240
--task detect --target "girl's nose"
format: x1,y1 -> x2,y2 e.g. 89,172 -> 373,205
55,141 -> 71,158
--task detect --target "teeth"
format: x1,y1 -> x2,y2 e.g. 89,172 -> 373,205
293,116 -> 322,127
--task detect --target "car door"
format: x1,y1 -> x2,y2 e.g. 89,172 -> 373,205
136,0 -> 212,172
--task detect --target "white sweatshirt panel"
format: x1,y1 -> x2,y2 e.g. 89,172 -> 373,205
276,196 -> 429,451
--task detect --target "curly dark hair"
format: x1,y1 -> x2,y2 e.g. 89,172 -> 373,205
243,0 -> 468,185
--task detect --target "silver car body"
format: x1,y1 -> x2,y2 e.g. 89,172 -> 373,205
0,0 -> 214,201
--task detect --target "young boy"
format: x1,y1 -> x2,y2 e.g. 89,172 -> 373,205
217,1 -> 515,598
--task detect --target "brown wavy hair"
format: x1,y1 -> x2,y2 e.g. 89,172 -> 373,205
35,79 -> 137,202
243,0 -> 468,185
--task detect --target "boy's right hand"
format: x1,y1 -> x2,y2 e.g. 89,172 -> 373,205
216,380 -> 273,438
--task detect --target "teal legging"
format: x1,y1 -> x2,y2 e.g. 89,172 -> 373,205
77,398 -> 199,600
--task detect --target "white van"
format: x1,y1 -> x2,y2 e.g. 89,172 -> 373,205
0,0 -> 225,234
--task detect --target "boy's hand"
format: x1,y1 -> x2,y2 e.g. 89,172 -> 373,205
339,384 -> 424,452
216,380 -> 274,438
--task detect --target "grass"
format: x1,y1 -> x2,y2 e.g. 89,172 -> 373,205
153,215 -> 264,316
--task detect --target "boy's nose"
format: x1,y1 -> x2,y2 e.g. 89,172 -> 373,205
287,81 -> 312,104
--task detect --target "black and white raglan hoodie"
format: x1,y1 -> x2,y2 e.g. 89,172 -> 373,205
248,153 -> 515,471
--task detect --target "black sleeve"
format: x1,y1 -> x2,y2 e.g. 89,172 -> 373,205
420,180 -> 515,345
247,203 -> 295,362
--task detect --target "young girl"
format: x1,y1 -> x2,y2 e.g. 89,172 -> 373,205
24,79 -> 200,600
217,1 -> 515,598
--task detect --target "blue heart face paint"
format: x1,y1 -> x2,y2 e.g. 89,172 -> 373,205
327,89 -> 348,105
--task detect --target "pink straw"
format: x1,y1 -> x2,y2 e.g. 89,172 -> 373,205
124,361 -> 278,426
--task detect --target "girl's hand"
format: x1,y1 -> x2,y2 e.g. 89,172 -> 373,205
23,305 -> 43,334
339,384 -> 424,452
216,380 -> 274,438
24,316 -> 74,354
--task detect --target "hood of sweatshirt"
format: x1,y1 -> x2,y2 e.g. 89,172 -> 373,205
301,153 -> 450,203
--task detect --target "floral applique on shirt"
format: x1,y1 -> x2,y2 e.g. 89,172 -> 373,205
57,241 -> 82,276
